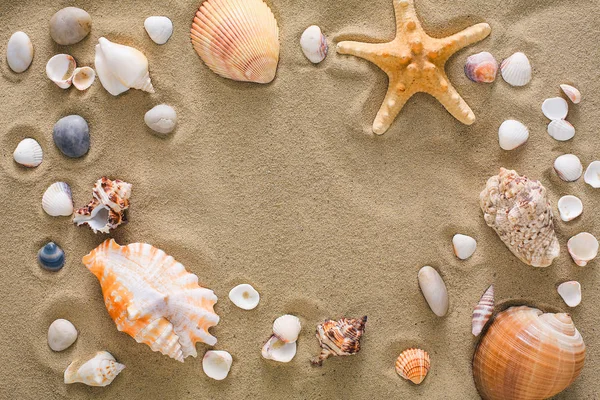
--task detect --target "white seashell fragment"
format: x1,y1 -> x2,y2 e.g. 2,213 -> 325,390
228,284 -> 260,310
48,319 -> 78,351
144,104 -> 177,134
548,120 -> 575,142
498,119 -> 529,150
567,233 -> 599,267
72,67 -> 95,90
557,281 -> 582,308
417,266 -> 448,317
64,351 -> 125,387
300,25 -> 328,64
584,161 -> 600,188
42,182 -> 74,217
452,234 -> 477,260
13,138 -> 43,167
202,350 -> 232,380
557,195 -> 583,222
273,315 -> 301,343
144,16 -> 173,45
500,52 -> 531,87
553,154 -> 583,182
261,335 -> 297,363
46,54 -> 76,89
6,31 -> 34,73
542,97 -> 569,120
560,84 -> 581,104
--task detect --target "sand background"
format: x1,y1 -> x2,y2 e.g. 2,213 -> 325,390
1,0 -> 599,398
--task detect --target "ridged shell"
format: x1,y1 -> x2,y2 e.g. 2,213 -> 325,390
37,242 -> 65,271
464,51 -> 498,83
560,84 -> 581,104
500,52 -> 532,87
473,306 -> 585,400
584,161 -> 600,188
190,0 -> 280,83
542,97 -> 569,120
300,25 -> 328,64
42,182 -> 73,217
72,66 -> 95,90
273,314 -> 301,343
567,232 -> 599,267
548,119 -> 575,141
395,348 -> 430,384
46,54 -> 76,89
498,119 -> 529,150
418,266 -> 449,317
82,239 -> 220,362
64,351 -> 125,387
480,168 -> 560,267
472,285 -> 494,336
553,154 -> 582,182
311,316 -> 367,366
13,138 -> 43,167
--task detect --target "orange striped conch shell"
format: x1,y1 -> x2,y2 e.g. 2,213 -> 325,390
83,239 -> 220,362
395,348 -> 430,384
473,306 -> 585,400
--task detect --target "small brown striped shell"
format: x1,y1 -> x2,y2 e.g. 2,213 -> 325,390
311,316 -> 367,366
395,348 -> 430,384
472,285 -> 494,336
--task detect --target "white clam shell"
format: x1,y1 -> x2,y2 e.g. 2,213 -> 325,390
584,161 -> 600,188
557,281 -> 582,308
560,84 -> 581,104
6,31 -> 33,73
553,154 -> 582,182
542,97 -> 569,120
500,52 -> 531,87
13,138 -> 43,167
418,266 -> 449,317
567,232 -> 599,267
272,314 -> 301,343
202,350 -> 232,380
452,234 -> 477,260
64,351 -> 125,387
557,195 -> 583,222
300,25 -> 328,64
48,319 -> 78,351
548,119 -> 575,141
46,54 -> 76,89
42,182 -> 73,217
261,335 -> 297,363
498,119 -> 529,150
94,37 -> 154,96
72,67 -> 95,90
144,16 -> 173,45
144,104 -> 177,134
228,284 -> 260,310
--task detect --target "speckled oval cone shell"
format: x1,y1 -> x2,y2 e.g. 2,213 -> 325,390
82,239 -> 220,362
473,306 -> 585,400
190,0 -> 280,83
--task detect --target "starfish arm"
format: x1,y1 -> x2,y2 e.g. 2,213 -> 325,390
372,86 -> 413,135
439,23 -> 491,56
336,41 -> 393,67
392,0 -> 418,28
432,82 -> 476,125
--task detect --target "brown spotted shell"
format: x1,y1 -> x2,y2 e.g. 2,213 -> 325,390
311,316 -> 367,366
395,348 -> 430,384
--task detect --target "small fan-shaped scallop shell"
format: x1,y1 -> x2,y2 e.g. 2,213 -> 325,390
472,285 -> 494,336
273,314 -> 301,343
13,138 -> 43,167
395,348 -> 430,384
548,119 -> 575,141
554,154 -> 582,182
190,0 -> 280,84
42,182 -> 73,217
64,351 -> 125,387
500,52 -> 531,87
464,52 -> 498,83
498,119 -> 528,150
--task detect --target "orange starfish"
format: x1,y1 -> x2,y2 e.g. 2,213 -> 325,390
337,0 -> 491,135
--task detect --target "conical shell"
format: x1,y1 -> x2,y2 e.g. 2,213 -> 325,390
42,182 -> 73,217
190,0 -> 280,84
82,239 -> 220,362
46,54 -> 76,89
272,314 -> 301,343
584,161 -> 600,188
558,281 -> 581,308
567,232 -> 599,266
64,351 -> 125,387
311,316 -> 367,366
473,306 -> 585,400
498,119 -> 529,150
261,335 -> 297,363
557,195 -> 583,222
202,350 -> 232,380
418,266 -> 449,317
542,97 -> 569,120
560,84 -> 581,104
464,51 -> 498,83
472,285 -> 494,336
452,234 -> 477,260
548,119 -> 575,141
554,154 -> 582,182
72,66 -> 95,90
500,52 -> 531,87
395,348 -> 430,384
228,283 -> 260,310
13,138 -> 43,167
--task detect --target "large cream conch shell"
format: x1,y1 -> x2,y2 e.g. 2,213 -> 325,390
473,306 -> 585,400
82,239 -> 220,362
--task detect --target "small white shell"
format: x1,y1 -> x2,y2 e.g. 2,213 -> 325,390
48,319 -> 78,351
557,281 -> 582,308
542,97 -> 569,120
6,31 -> 34,73
498,119 -> 529,150
72,67 -> 95,90
567,232 -> 599,267
13,138 -> 43,167
557,195 -> 583,222
144,104 -> 177,134
228,284 -> 260,310
261,335 -> 297,363
418,266 -> 448,317
584,161 -> 600,188
46,54 -> 76,89
300,25 -> 328,64
548,120 -> 575,141
202,350 -> 232,380
500,52 -> 531,87
42,182 -> 74,217
560,84 -> 581,104
553,154 -> 582,182
64,351 -> 125,387
452,234 -> 477,260
273,314 -> 301,343
144,16 -> 173,45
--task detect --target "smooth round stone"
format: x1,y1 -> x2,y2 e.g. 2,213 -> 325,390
48,319 -> 78,351
49,7 -> 92,45
6,31 -> 34,73
53,115 -> 90,158
144,104 -> 177,134
37,242 -> 65,271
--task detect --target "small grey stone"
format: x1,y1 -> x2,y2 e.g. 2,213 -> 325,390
49,7 -> 92,46
53,115 -> 90,158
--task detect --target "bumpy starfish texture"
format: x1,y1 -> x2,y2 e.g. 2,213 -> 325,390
337,0 -> 491,135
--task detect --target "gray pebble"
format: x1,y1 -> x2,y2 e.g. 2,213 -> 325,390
53,115 -> 90,158
49,7 -> 92,46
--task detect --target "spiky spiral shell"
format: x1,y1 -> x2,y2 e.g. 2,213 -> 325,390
311,316 -> 367,366
395,348 -> 430,384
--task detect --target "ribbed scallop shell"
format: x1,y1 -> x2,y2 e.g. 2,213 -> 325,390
82,239 -> 220,362
42,182 -> 74,217
500,52 -> 531,87
395,348 -> 430,384
13,138 -> 43,167
472,285 -> 494,336
190,0 -> 280,84
473,306 -> 585,400
311,316 -> 367,366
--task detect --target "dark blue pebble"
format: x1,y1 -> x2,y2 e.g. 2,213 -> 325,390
53,115 -> 90,158
37,242 -> 65,271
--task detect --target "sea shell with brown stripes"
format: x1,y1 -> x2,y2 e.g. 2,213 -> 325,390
472,285 -> 494,336
311,316 -> 367,366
